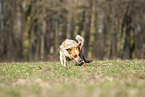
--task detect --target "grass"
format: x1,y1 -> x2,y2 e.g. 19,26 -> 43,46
0,60 -> 145,97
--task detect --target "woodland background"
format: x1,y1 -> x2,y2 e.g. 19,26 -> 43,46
0,0 -> 145,62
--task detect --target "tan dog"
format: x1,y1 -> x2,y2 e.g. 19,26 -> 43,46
59,35 -> 92,67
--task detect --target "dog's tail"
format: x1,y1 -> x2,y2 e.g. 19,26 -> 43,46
75,35 -> 84,48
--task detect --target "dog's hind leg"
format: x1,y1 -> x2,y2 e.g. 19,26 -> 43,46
79,49 -> 93,63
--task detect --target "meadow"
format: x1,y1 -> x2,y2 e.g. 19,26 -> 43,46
0,60 -> 145,97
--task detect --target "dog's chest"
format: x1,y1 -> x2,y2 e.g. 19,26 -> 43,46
66,56 -> 72,61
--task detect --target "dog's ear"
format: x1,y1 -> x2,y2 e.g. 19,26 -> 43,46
66,48 -> 71,53
76,43 -> 81,49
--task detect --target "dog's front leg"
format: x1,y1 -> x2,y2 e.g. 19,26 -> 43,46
63,55 -> 67,67
60,55 -> 64,66
60,51 -> 65,66
60,53 -> 67,67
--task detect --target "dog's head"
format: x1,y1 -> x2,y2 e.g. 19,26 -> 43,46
66,43 -> 82,63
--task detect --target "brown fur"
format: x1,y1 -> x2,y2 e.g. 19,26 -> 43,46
59,35 -> 92,67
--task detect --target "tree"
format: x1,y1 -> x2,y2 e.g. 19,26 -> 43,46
88,0 -> 96,59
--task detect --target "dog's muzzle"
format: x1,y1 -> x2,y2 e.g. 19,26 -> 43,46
79,59 -> 83,63
74,57 -> 83,64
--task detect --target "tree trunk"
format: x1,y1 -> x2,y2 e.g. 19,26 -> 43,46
40,21 -> 46,61
22,23 -> 31,61
66,14 -> 71,39
88,0 -> 96,59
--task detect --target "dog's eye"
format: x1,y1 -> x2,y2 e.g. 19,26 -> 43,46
74,55 -> 77,58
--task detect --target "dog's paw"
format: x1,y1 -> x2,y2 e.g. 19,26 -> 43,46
89,59 -> 93,63
85,59 -> 93,63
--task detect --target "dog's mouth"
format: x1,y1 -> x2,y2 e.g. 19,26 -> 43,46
76,61 -> 85,66
77,61 -> 82,64
74,58 -> 84,64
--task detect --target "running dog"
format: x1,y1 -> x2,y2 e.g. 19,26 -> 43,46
59,35 -> 93,67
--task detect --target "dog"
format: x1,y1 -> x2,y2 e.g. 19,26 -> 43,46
59,35 -> 93,67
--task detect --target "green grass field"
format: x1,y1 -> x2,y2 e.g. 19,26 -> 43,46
0,60 -> 145,97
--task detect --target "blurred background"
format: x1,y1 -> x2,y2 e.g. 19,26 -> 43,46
0,0 -> 145,62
